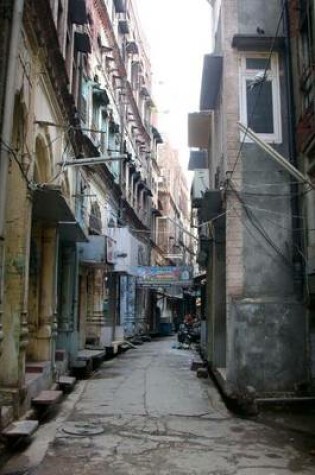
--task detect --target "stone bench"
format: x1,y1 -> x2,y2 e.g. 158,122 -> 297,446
1,420 -> 39,445
70,348 -> 106,378
57,375 -> 76,393
32,390 -> 63,418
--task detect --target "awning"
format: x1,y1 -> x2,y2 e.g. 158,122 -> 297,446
232,35 -> 285,50
58,222 -> 88,243
93,86 -> 109,105
32,187 -> 75,223
200,55 -> 223,111
188,150 -> 208,170
193,272 -> 207,283
188,112 -> 212,148
32,186 -> 88,242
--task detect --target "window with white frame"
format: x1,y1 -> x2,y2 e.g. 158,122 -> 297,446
239,53 -> 282,143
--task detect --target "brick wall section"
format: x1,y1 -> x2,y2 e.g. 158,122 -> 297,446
221,0 -> 244,304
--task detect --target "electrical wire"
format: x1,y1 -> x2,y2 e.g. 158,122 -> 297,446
229,181 -> 296,271
241,202 -> 305,220
230,3 -> 286,179
0,138 -> 32,188
243,186 -> 313,198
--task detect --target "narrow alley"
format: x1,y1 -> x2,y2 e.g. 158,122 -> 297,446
1,339 -> 314,475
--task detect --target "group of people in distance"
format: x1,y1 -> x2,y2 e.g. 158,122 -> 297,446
176,313 -> 201,348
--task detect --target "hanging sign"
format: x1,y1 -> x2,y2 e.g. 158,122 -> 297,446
134,266 -> 193,287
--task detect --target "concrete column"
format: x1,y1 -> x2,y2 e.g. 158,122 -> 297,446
86,267 -> 105,343
0,166 -> 31,389
58,246 -> 75,332
36,226 -> 57,361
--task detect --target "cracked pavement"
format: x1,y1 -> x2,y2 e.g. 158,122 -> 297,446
1,338 -> 315,475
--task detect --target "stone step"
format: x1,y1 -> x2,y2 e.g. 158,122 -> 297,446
1,420 -> 39,441
32,390 -> 63,407
57,376 -> 76,393
190,360 -> 206,371
26,361 -> 50,374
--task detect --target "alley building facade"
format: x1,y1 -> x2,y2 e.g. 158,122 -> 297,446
189,0 -> 313,400
0,0 -> 191,425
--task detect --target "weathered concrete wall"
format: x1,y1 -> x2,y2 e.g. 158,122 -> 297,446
238,0 -> 283,36
242,147 -> 294,297
211,0 -> 308,395
228,299 -> 307,393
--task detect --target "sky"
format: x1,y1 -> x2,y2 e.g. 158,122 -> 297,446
134,0 -> 212,176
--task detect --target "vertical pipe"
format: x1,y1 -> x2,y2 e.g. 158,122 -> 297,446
282,0 -> 304,299
0,0 -> 24,338
0,0 -> 24,239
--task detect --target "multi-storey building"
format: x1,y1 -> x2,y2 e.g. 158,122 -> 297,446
0,0 -> 165,423
155,140 -> 194,328
189,0 -> 310,401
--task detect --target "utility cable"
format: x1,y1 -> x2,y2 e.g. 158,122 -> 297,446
228,181 -> 296,271
0,138 -> 32,188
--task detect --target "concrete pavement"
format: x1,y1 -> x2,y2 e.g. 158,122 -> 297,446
1,337 -> 315,475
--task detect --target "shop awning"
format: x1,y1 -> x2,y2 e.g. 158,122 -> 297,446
188,112 -> 212,148
32,186 -> 88,242
58,222 -> 88,242
200,55 -> 223,111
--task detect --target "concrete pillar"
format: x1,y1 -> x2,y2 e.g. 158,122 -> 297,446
36,226 -> 58,361
86,267 -> 105,343
0,164 -> 31,389
58,246 -> 75,333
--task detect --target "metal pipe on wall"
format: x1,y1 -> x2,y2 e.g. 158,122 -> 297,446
0,0 -> 25,310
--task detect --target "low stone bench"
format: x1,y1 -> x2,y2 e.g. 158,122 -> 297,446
32,390 -> 63,418
1,420 -> 39,445
190,360 -> 206,371
111,340 -> 125,354
196,367 -> 209,379
57,375 -> 76,393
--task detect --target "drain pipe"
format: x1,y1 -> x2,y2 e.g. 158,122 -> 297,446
0,0 -> 25,313
282,0 -> 304,300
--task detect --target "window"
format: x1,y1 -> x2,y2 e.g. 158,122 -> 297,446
239,53 -> 282,143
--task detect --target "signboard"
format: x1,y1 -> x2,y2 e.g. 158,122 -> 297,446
135,266 -> 193,287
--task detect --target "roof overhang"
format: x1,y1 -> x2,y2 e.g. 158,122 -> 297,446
58,222 -> 88,242
32,186 -> 88,242
232,35 -> 285,50
188,111 -> 213,149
